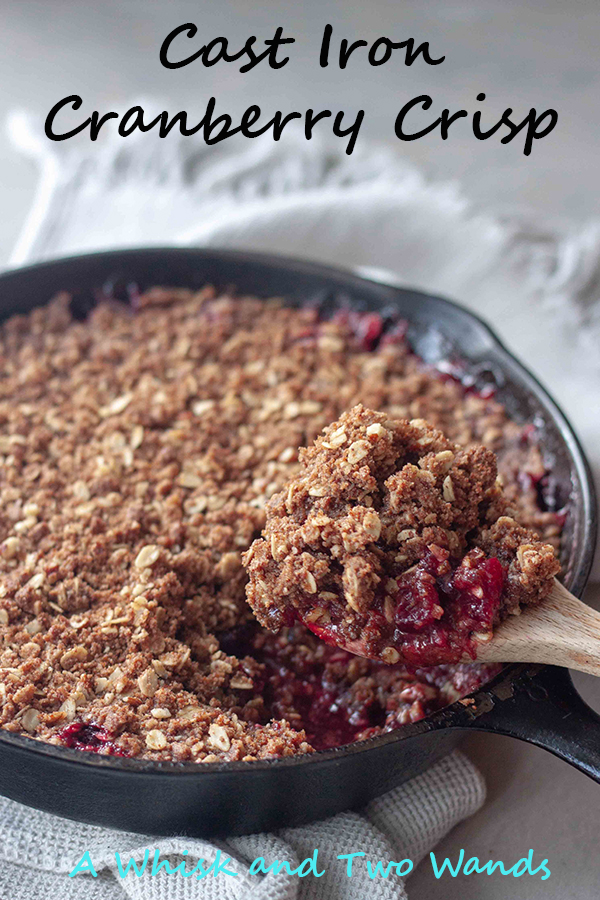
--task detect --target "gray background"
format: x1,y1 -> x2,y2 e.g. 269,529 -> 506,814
0,1 -> 599,897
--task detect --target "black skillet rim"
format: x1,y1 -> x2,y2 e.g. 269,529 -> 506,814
0,246 -> 596,776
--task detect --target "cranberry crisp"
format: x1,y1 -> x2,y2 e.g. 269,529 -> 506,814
0,287 -> 565,761
244,405 -> 560,665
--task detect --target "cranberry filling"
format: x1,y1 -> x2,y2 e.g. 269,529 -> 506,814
220,623 -> 501,751
330,309 -> 383,351
303,548 -> 506,667
264,651 -> 376,750
435,356 -> 498,400
57,722 -> 127,756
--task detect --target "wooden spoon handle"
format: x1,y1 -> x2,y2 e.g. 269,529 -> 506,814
473,579 -> 600,676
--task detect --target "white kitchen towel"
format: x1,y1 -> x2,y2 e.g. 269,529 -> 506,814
0,750 -> 485,900
7,107 -> 600,578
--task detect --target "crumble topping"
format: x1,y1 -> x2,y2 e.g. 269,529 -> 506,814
244,405 -> 560,665
0,287 -> 565,760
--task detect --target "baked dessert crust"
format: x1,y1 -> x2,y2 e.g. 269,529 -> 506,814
244,405 -> 560,665
0,288 -> 564,760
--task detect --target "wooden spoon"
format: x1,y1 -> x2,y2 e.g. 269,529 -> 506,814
471,578 -> 600,676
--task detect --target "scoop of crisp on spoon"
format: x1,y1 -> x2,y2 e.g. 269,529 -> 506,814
242,404 -> 583,670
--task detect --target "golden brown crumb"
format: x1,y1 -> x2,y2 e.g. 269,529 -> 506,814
0,289 -> 564,758
244,405 -> 560,664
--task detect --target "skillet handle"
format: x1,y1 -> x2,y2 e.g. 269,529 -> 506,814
457,664 -> 600,783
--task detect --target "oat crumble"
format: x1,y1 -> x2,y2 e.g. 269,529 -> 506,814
244,405 -> 559,665
0,287 -> 565,761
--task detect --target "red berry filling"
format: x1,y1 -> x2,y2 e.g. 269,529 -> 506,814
266,648 -> 375,750
220,623 -> 501,751
303,549 -> 505,667
57,722 -> 128,756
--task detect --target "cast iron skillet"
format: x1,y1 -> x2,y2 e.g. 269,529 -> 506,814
0,247 -> 597,837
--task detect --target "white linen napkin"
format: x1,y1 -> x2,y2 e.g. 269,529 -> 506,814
0,751 -> 485,900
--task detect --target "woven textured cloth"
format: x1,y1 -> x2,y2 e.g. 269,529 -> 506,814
0,751 -> 485,899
